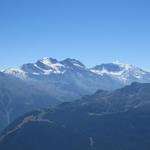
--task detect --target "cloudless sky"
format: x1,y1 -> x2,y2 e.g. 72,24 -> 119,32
0,0 -> 150,70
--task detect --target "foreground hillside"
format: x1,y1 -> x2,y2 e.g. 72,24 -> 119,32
1,83 -> 150,150
0,72 -> 59,131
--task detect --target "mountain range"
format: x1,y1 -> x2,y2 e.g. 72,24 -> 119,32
1,82 -> 150,150
3,58 -> 150,88
0,57 -> 150,131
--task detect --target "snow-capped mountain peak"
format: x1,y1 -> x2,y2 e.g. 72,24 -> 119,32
91,61 -> 135,75
112,60 -> 133,70
35,57 -> 66,74
38,57 -> 58,66
3,57 -> 66,77
2,57 -> 87,77
3,67 -> 27,79
61,58 -> 86,69
2,57 -> 150,86
90,61 -> 149,84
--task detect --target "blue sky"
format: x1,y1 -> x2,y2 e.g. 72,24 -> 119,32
0,0 -> 150,70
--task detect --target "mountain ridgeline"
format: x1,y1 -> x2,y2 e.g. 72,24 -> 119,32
0,57 -> 150,131
1,83 -> 150,150
3,58 -> 150,96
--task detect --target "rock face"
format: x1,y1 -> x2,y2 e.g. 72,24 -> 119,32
1,83 -> 150,150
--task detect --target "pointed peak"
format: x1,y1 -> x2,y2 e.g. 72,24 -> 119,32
61,58 -> 85,68
37,57 -> 58,66
40,57 -> 58,62
63,58 -> 81,63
